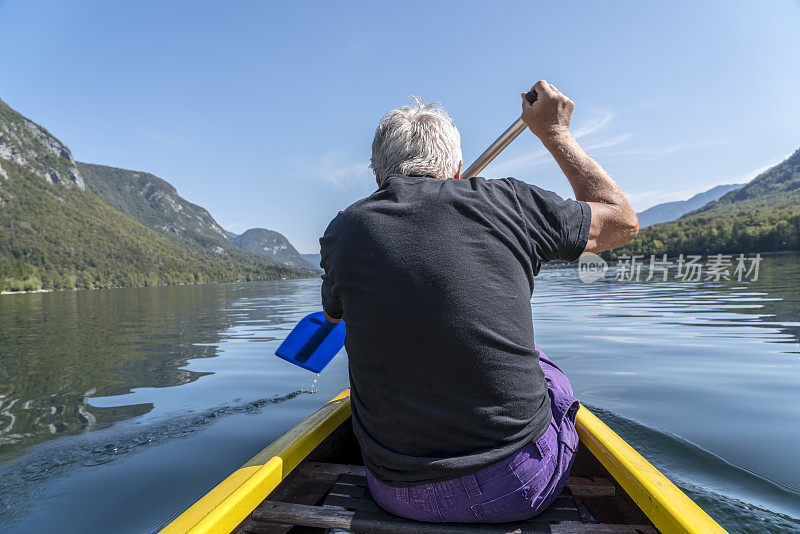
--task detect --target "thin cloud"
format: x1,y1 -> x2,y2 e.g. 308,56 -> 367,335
736,153 -> 791,182
604,138 -> 728,159
492,108 -> 626,174
491,148 -> 550,174
582,132 -> 634,151
304,151 -> 374,190
629,152 -> 790,211
572,110 -> 615,139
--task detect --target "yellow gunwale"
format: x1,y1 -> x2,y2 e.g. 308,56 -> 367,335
161,389 -> 726,534
160,389 -> 351,534
575,405 -> 726,534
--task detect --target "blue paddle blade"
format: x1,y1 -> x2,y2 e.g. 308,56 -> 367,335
275,311 -> 346,373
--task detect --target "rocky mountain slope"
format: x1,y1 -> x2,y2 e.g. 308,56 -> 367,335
637,183 -> 744,228
0,99 -> 84,189
229,228 -> 319,271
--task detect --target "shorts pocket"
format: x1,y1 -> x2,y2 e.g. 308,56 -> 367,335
512,454 -> 554,489
475,461 -> 513,485
394,486 -> 410,504
511,426 -> 556,486
559,418 -> 579,455
470,483 -> 536,522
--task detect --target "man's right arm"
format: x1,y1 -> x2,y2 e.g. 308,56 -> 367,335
522,80 -> 639,253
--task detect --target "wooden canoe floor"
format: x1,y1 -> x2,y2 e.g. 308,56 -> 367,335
233,425 -> 659,534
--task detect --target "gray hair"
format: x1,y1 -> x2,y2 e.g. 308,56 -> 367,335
370,98 -> 462,183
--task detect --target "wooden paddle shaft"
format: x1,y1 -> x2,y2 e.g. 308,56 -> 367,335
461,89 -> 537,180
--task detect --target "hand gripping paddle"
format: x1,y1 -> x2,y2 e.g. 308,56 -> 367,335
275,88 -> 538,372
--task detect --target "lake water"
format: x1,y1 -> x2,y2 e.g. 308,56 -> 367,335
1,253 -> 799,533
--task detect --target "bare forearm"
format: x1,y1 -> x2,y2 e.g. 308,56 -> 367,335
542,131 -> 626,206
542,132 -> 638,251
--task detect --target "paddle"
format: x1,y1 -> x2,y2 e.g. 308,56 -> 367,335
275,311 -> 346,372
275,89 -> 538,372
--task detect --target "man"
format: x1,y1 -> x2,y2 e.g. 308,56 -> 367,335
319,80 -> 638,523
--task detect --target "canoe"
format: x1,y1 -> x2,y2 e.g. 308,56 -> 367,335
161,389 -> 727,534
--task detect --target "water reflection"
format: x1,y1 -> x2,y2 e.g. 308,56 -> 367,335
534,252 -> 800,532
0,255 -> 798,533
544,252 -> 800,349
0,280 -> 313,463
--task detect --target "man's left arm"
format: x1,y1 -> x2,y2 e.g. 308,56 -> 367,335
320,217 -> 345,323
324,310 -> 343,323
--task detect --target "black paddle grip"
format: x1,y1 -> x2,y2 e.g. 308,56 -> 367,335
524,90 -> 538,104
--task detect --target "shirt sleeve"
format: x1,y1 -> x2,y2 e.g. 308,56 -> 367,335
319,216 -> 344,320
509,178 -> 591,263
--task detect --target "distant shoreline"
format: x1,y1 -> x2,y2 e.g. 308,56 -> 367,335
0,274 -> 320,296
0,288 -> 55,295
537,248 -> 800,270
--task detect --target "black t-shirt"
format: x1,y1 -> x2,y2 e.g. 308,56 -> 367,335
320,174 -> 590,486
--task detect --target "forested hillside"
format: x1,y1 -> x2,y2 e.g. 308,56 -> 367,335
79,162 -> 235,252
697,149 -> 800,207
608,150 -> 800,258
0,97 -> 315,292
636,183 -> 743,228
0,160 -> 307,291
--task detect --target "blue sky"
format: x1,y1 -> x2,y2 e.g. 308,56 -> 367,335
1,1 -> 799,252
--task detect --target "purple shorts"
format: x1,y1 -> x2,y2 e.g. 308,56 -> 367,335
365,345 -> 580,523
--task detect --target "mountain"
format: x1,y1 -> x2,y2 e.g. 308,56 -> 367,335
229,229 -> 320,271
608,150 -> 800,258
0,97 -> 314,291
690,150 -> 800,211
0,99 -> 85,189
301,253 -> 321,269
78,162 -> 235,253
637,183 -> 744,228
76,161 -> 318,271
